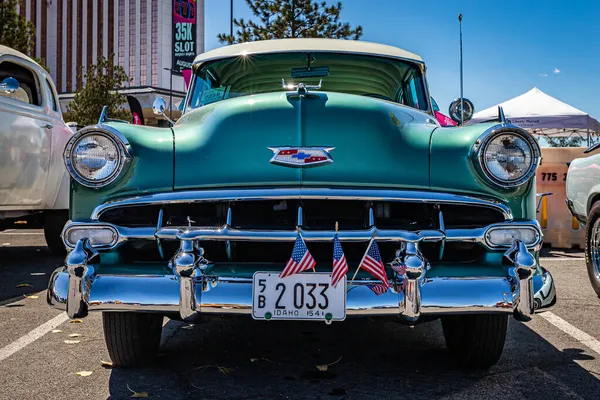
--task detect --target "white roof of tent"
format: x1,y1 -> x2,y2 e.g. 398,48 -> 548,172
469,87 -> 600,136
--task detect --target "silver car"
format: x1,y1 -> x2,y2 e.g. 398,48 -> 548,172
0,45 -> 71,254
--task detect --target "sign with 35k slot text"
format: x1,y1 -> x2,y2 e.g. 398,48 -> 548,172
172,0 -> 197,75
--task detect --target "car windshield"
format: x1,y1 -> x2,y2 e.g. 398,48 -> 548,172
187,52 -> 429,111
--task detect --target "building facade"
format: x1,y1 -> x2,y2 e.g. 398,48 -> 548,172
16,0 -> 205,122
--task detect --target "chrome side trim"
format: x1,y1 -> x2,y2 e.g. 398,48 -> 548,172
90,188 -> 513,220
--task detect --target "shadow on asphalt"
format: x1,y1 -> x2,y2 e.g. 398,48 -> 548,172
106,316 -> 600,399
0,245 -> 62,305
540,248 -> 585,259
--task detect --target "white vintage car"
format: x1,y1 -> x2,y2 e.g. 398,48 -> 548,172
0,45 -> 71,254
566,145 -> 600,297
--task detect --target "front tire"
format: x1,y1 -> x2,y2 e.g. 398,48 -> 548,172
43,211 -> 68,256
442,314 -> 508,369
584,202 -> 600,297
102,312 -> 163,368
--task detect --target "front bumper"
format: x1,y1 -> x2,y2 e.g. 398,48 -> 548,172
48,238 -> 556,323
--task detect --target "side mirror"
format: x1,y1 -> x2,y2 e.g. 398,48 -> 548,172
448,98 -> 475,124
152,97 -> 168,115
0,77 -> 19,94
152,97 -> 175,126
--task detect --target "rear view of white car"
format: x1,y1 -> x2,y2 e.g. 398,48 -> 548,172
0,45 -> 71,254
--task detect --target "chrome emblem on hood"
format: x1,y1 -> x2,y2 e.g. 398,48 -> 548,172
268,147 -> 334,167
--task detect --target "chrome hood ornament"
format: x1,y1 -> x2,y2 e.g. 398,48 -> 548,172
268,147 -> 334,167
282,79 -> 322,97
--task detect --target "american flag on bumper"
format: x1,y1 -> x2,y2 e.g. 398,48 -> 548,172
331,233 -> 348,288
367,284 -> 389,296
358,238 -> 389,287
280,233 -> 316,278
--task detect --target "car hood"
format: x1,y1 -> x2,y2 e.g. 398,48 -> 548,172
172,92 -> 436,190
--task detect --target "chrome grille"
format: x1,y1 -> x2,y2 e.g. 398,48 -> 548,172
98,199 -> 505,230
92,188 -> 511,264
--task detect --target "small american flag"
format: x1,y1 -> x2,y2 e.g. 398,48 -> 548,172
358,238 -> 389,287
280,233 -> 316,278
367,284 -> 388,296
391,263 -> 408,291
331,233 -> 348,287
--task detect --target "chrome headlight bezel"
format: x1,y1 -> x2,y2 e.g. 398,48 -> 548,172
474,125 -> 541,188
64,125 -> 131,188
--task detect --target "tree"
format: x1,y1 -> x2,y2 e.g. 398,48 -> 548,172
0,0 -> 35,54
0,0 -> 49,70
546,136 -> 584,148
217,0 -> 362,44
68,54 -> 131,126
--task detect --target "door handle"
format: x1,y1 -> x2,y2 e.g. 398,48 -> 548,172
41,124 -> 53,129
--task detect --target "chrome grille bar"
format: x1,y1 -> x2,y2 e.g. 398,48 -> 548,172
156,225 -> 445,242
62,220 -> 542,251
90,188 -> 512,221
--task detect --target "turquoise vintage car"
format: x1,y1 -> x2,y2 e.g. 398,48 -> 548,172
47,39 -> 555,369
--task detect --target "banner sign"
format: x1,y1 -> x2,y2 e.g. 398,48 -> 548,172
126,96 -> 144,125
172,0 -> 197,75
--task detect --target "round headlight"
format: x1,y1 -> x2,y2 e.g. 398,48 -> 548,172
477,128 -> 540,188
64,127 -> 130,188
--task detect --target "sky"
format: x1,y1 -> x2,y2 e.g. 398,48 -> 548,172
204,0 -> 600,119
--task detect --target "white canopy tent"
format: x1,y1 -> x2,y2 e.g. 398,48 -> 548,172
469,87 -> 600,144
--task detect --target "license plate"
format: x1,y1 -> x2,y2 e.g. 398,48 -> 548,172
252,272 -> 346,322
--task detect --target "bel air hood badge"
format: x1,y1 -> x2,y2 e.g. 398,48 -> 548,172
268,147 -> 334,167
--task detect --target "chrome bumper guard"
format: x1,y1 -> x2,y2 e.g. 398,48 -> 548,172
48,237 -> 555,323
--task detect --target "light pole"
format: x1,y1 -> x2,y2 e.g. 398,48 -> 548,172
163,67 -> 173,119
230,0 -> 234,37
458,13 -> 464,125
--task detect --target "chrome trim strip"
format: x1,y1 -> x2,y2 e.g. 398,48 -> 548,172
90,188 -> 513,220
61,220 -> 542,252
157,225 -> 446,242
153,222 -> 541,250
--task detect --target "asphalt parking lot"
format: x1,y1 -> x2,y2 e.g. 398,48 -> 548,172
0,230 -> 599,399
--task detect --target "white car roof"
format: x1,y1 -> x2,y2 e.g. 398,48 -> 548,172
0,45 -> 43,68
193,38 -> 424,66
